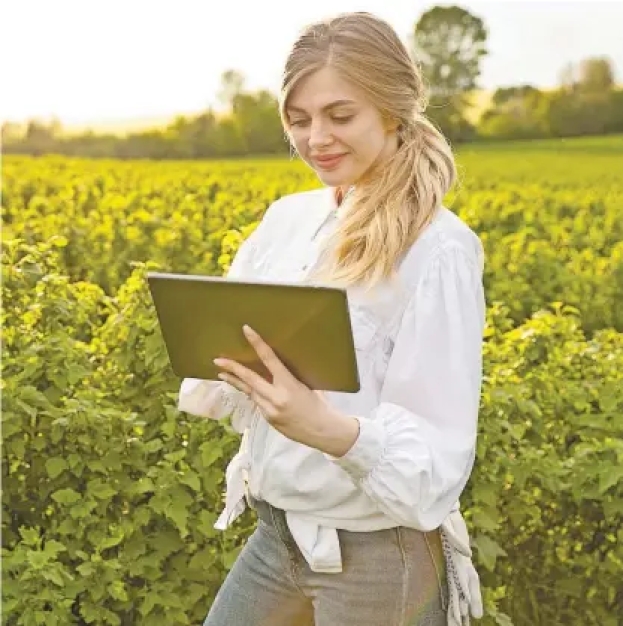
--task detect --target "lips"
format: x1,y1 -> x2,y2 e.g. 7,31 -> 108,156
312,153 -> 347,169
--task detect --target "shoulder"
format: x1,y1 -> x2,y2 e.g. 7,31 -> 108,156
401,206 -> 484,277
263,188 -> 327,221
253,187 -> 329,241
427,206 -> 483,261
388,206 -> 484,301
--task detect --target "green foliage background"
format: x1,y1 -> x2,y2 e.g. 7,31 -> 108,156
2,135 -> 623,625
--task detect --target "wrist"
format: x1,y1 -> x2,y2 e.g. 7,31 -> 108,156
313,408 -> 360,458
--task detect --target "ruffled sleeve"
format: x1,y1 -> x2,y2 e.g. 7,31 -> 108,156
326,239 -> 486,530
177,215 -> 267,433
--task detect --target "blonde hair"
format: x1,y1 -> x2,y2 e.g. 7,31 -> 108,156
279,12 -> 457,291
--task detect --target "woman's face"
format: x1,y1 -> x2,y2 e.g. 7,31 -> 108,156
285,66 -> 398,188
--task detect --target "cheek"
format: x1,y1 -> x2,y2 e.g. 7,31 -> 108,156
343,120 -> 380,151
289,131 -> 308,155
356,125 -> 387,161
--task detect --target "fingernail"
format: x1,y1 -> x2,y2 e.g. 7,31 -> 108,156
213,358 -> 225,365
243,325 -> 254,334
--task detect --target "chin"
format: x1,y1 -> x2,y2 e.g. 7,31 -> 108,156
298,152 -> 357,187
313,168 -> 356,188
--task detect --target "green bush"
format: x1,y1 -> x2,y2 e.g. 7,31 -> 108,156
3,140 -> 623,332
466,303 -> 623,625
2,239 -> 255,625
3,239 -> 622,625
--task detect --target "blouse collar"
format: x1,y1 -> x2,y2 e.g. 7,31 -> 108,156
331,185 -> 355,219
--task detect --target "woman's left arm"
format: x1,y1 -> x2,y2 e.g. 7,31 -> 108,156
324,239 -> 486,531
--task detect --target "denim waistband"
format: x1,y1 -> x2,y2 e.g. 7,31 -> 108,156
245,494 -> 449,613
246,495 -> 300,549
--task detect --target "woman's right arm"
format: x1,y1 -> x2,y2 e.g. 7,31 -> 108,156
177,376 -> 259,433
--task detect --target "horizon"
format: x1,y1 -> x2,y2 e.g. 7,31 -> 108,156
3,0 -> 623,132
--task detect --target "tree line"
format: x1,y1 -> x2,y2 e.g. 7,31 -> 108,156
3,5 -> 622,159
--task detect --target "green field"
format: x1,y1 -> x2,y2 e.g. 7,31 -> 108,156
3,136 -> 622,625
4,135 -> 623,330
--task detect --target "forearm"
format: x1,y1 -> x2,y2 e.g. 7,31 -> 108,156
307,407 -> 361,458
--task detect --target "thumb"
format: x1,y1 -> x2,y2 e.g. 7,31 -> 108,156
314,390 -> 329,403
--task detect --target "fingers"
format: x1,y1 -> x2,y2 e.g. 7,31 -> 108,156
214,357 -> 274,400
242,325 -> 288,378
217,372 -> 251,396
218,371 -> 273,417
213,325 -> 295,420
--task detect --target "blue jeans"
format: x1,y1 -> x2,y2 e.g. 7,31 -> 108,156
204,496 -> 448,626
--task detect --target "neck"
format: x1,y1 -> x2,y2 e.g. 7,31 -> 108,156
333,185 -> 354,207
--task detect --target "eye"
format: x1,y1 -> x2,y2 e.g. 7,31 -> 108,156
289,119 -> 310,128
332,115 -> 354,124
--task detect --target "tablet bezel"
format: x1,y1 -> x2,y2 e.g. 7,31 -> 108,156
147,271 -> 361,393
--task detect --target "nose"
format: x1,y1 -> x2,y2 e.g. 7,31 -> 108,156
308,118 -> 333,149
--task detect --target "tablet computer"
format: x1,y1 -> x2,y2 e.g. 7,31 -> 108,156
147,272 -> 361,393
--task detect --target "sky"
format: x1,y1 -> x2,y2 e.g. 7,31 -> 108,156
2,0 -> 623,128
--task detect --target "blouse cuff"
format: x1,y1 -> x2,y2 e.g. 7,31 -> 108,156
178,378 -> 222,418
323,415 -> 387,481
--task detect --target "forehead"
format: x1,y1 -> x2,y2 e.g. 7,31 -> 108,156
286,66 -> 365,113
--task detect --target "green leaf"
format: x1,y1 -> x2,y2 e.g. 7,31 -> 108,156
179,470 -> 201,492
472,507 -> 500,532
144,439 -> 164,453
51,235 -> 69,247
15,398 -> 37,418
87,478 -> 117,500
88,459 -> 106,473
167,500 -> 189,538
133,506 -> 152,527
45,457 -> 68,479
100,530 -> 125,550
188,547 -> 216,571
20,385 -> 53,408
164,449 -> 186,463
139,591 -> 160,617
472,482 -> 498,508
197,510 -> 217,538
56,519 -> 77,535
161,419 -> 176,438
200,443 -> 223,468
77,561 -> 96,577
42,568 -> 66,587
158,486 -> 192,538
51,488 -> 81,505
473,534 -> 507,572
69,499 -> 98,519
108,580 -> 128,602
66,363 -> 91,385
222,543 -> 243,570
27,551 -> 49,570
19,527 -> 41,546
131,477 -> 155,494
43,540 -> 66,558
493,611 -> 514,626
599,466 -> 623,493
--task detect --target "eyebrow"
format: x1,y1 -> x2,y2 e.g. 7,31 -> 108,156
286,99 -> 357,114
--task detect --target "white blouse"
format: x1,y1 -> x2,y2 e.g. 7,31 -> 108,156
179,186 -> 486,624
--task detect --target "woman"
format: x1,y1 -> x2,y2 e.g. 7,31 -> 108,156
179,11 -> 485,626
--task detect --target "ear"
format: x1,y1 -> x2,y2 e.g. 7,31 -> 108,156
383,117 -> 400,134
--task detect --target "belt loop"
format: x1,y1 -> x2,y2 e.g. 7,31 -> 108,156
268,504 -> 289,546
425,531 -> 448,612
